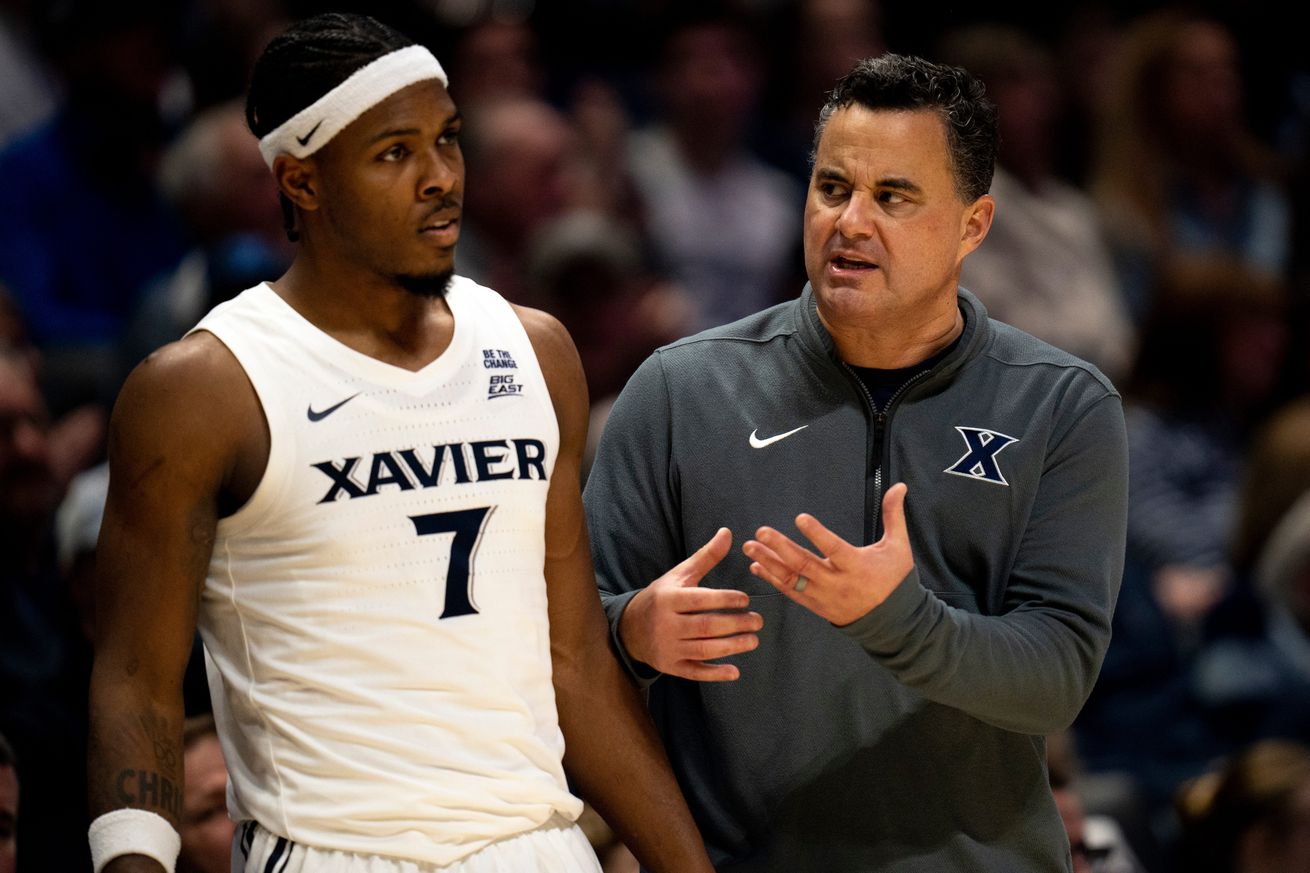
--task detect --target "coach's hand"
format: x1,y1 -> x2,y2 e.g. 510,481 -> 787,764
620,528 -> 762,681
743,483 -> 915,627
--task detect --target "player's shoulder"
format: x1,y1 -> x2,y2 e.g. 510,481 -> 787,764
497,295 -> 579,383
129,330 -> 244,390
448,275 -> 573,353
499,299 -> 588,437
114,331 -> 255,433
508,301 -> 571,347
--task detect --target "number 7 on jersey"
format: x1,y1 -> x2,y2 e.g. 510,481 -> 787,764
410,507 -> 494,619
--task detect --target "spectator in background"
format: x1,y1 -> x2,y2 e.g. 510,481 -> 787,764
1282,76 -> 1310,400
1174,739 -> 1310,873
628,4 -> 801,330
444,10 -> 558,277
1091,10 -> 1291,321
942,23 -> 1134,383
763,0 -> 886,186
0,0 -> 191,414
1075,257 -> 1289,849
457,97 -> 585,306
450,8 -> 652,254
521,211 -> 695,477
0,0 -> 57,151
1232,397 -> 1310,581
789,0 -> 884,121
1123,259 -> 1287,637
0,732 -> 15,873
1047,731 -> 1148,873
448,14 -> 544,110
178,715 -> 233,873
0,289 -> 34,374
567,76 -> 648,228
177,0 -> 289,111
1191,489 -> 1310,749
55,460 -> 108,645
124,99 -> 293,374
1050,4 -> 1125,189
0,291 -> 105,501
0,347 -> 91,872
1188,397 -> 1310,751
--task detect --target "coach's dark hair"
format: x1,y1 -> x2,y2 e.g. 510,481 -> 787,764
246,13 -> 417,241
811,54 -> 997,203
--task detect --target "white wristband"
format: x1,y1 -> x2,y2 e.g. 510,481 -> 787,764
88,809 -> 181,873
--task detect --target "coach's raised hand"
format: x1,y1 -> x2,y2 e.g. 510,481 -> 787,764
619,528 -> 763,681
743,483 -> 916,627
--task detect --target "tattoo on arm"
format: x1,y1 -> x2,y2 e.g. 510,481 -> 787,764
95,713 -> 185,819
114,768 -> 183,819
137,713 -> 180,771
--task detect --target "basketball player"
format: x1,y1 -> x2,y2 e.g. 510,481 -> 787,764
86,14 -> 713,873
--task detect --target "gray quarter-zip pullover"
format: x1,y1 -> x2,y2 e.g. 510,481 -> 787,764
584,286 -> 1128,872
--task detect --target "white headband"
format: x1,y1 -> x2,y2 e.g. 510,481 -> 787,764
258,44 -> 448,168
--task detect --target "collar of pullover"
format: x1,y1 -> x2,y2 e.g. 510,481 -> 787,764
795,283 -> 991,389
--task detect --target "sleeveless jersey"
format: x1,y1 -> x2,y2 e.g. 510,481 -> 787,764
189,278 -> 582,866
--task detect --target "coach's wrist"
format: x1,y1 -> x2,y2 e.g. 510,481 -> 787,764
618,587 -> 657,668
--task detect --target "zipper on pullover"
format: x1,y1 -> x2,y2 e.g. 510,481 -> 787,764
840,360 -> 881,545
842,362 -> 931,544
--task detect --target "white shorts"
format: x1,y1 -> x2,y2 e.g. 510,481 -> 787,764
234,815 -> 603,873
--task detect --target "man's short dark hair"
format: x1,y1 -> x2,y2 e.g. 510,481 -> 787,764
245,12 -> 417,240
246,13 -> 416,138
811,53 -> 998,203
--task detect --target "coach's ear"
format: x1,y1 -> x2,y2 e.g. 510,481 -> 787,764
273,154 -> 320,214
958,193 -> 994,259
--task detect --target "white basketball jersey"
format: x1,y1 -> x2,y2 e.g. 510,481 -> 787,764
189,278 -> 582,866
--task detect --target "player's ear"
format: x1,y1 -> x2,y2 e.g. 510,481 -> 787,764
273,154 -> 320,214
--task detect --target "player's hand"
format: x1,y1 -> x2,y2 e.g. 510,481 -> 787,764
742,483 -> 915,626
619,528 -> 762,681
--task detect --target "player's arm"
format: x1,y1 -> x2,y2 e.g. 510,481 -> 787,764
87,334 -> 264,873
518,307 -> 714,873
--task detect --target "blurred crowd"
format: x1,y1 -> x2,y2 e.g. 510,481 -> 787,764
1,0 -> 1308,871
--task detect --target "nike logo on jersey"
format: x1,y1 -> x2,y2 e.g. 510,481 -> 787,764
307,393 -> 360,422
749,425 -> 808,449
944,426 -> 1019,486
295,120 -> 323,147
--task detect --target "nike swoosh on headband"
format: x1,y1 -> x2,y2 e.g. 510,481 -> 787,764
295,120 -> 323,147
